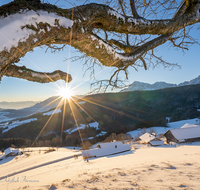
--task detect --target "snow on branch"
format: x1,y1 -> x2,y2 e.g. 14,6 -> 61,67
2,65 -> 72,83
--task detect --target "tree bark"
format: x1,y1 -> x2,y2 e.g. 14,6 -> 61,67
0,1 -> 199,83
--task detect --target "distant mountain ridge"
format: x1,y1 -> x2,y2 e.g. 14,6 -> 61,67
120,75 -> 200,92
0,95 -> 85,122
0,101 -> 39,109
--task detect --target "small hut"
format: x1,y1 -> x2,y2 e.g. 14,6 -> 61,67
82,141 -> 131,160
4,147 -> 19,157
164,126 -> 200,143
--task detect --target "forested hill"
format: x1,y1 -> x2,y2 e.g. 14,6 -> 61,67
2,84 -> 200,144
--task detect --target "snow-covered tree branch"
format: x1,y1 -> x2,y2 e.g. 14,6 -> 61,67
0,0 -> 199,85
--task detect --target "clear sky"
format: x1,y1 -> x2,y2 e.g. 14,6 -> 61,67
0,0 -> 200,102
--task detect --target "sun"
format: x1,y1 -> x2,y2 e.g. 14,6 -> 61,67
58,87 -> 73,100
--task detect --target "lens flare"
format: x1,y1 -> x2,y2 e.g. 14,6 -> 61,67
58,87 -> 73,100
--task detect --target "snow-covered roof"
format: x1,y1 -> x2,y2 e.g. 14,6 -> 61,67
82,141 -> 131,158
180,123 -> 200,129
139,132 -> 156,143
149,139 -> 165,146
169,127 -> 200,141
4,147 -> 19,156
97,141 -> 123,148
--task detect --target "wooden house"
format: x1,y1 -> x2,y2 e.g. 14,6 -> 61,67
164,126 -> 200,143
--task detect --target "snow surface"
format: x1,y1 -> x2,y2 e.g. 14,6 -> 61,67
65,121 -> 99,134
0,143 -> 200,189
0,112 -> 10,122
43,108 -> 62,116
0,10 -> 73,52
90,34 -> 135,61
2,118 -> 37,133
78,101 -> 86,104
108,10 -> 125,21
96,131 -> 107,137
31,72 -> 60,79
84,131 -> 107,140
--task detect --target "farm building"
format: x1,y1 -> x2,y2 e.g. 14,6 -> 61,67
81,141 -> 131,159
139,132 -> 164,146
4,147 -> 19,157
164,125 -> 200,143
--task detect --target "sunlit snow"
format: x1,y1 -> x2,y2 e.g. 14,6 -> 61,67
2,118 -> 37,133
65,121 -> 99,134
0,10 -> 73,52
43,108 -> 62,116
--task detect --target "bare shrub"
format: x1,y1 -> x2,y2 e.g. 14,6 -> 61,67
48,183 -> 58,190
165,163 -> 176,169
149,128 -> 157,136
86,175 -> 99,183
62,179 -> 71,182
183,163 -> 192,166
118,171 -> 126,176
81,140 -> 92,150
11,144 -> 16,148
45,140 -> 51,147
130,182 -> 137,186
36,140 -> 44,147
104,133 -> 131,143
178,183 -> 186,187
44,147 -> 56,154
25,153 -> 30,157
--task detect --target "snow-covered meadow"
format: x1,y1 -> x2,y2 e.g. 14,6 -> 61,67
0,118 -> 200,189
0,143 -> 200,190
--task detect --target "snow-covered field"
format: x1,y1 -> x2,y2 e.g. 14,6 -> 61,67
0,118 -> 200,189
0,142 -> 200,190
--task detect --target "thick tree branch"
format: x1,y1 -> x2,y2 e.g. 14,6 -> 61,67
107,39 -> 135,53
0,0 -> 200,84
2,65 -> 72,83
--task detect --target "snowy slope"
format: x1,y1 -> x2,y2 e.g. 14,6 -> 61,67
2,118 -> 37,133
0,143 -> 200,189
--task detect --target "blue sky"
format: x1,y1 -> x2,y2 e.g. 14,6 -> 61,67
0,0 -> 200,102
